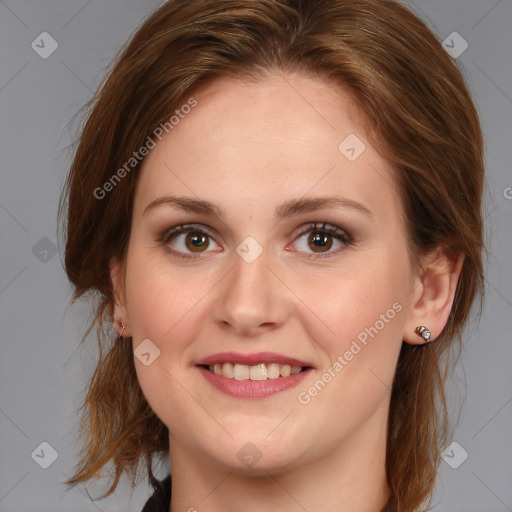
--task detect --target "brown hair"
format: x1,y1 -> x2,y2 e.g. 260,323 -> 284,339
58,0 -> 485,510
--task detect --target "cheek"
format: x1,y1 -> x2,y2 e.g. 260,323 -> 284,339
123,245 -> 201,342
300,258 -> 406,340
122,248 -> 218,422
292,250 -> 408,397
290,263 -> 405,441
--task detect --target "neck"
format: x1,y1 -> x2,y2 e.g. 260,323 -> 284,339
169,399 -> 390,512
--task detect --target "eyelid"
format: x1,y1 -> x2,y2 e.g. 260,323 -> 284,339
289,221 -> 351,241
159,223 -> 219,242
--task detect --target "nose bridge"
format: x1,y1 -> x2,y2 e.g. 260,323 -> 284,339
212,243 -> 289,335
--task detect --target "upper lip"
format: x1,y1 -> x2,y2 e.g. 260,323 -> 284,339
194,351 -> 314,368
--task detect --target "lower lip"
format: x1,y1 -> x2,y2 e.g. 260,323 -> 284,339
197,366 -> 313,399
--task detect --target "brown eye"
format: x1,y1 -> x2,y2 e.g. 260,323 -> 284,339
289,222 -> 352,258
308,231 -> 333,253
159,224 -> 220,259
184,231 -> 209,252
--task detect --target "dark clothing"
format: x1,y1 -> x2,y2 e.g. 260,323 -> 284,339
141,474 -> 172,512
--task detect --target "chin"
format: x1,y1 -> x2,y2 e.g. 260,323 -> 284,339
201,434 -> 310,476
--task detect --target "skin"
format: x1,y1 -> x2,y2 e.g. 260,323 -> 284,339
110,72 -> 462,512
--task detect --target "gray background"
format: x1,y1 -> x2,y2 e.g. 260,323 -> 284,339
0,0 -> 511,511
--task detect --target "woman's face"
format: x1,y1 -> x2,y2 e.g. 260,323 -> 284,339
112,72 -> 419,473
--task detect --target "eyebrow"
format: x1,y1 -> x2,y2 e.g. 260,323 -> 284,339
143,195 -> 373,219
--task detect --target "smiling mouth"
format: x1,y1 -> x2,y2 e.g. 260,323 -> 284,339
199,362 -> 309,381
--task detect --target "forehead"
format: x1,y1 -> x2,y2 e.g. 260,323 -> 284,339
187,73 -> 371,154
194,72 -> 366,124
133,72 -> 400,225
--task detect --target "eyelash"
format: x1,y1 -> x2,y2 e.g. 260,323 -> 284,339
156,222 -> 354,261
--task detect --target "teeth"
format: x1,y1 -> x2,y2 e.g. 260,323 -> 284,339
233,364 -> 249,380
266,363 -> 280,379
280,364 -> 291,377
208,362 -> 303,380
223,362 -> 234,378
249,363 -> 267,381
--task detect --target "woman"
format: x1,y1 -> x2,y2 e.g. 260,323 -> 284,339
58,0 -> 485,510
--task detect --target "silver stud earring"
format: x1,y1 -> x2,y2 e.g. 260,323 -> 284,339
120,323 -> 126,337
415,325 -> 432,342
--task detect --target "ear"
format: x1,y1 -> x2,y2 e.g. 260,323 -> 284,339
109,256 -> 132,338
403,247 -> 464,345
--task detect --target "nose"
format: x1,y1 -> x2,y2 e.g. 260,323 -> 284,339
211,246 -> 291,337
